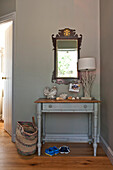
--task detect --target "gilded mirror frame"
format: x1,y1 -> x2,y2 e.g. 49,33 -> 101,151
52,28 -> 82,84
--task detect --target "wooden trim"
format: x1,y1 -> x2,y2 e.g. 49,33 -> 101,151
0,12 -> 16,22
0,12 -> 16,142
34,98 -> 101,103
100,136 -> 113,165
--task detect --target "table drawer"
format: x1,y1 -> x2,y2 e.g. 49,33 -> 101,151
42,103 -> 93,112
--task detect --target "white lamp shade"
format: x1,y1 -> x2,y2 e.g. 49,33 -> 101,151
78,57 -> 96,71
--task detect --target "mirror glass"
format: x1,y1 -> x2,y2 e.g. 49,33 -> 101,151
56,39 -> 78,78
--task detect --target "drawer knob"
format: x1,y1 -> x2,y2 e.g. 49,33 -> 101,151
84,105 -> 87,108
49,105 -> 52,108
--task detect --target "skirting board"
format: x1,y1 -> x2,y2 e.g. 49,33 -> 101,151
100,136 -> 113,165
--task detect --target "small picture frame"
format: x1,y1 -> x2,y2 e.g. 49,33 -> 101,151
69,83 -> 80,93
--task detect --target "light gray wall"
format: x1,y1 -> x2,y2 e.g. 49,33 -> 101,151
14,0 -> 100,135
100,0 -> 113,151
0,0 -> 16,16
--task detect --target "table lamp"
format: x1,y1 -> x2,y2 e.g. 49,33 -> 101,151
78,57 -> 96,100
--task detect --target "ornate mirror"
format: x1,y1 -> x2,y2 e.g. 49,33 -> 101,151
52,28 -> 82,84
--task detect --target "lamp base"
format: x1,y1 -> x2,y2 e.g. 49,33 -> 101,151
81,97 -> 92,100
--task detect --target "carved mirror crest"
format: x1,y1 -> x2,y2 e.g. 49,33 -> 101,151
51,28 -> 82,84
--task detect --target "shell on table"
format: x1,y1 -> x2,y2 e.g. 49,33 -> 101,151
59,93 -> 67,100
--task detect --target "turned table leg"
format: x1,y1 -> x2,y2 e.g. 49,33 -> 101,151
37,103 -> 42,156
88,113 -> 92,144
93,103 -> 98,156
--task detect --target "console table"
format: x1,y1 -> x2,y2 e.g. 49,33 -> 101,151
34,98 -> 100,156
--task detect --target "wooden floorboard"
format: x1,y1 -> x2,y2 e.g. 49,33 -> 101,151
0,122 -> 113,170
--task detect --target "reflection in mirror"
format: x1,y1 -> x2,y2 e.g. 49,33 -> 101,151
56,40 -> 78,78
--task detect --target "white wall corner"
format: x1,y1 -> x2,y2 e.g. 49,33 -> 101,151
100,136 -> 113,165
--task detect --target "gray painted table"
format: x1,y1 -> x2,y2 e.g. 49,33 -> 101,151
35,98 -> 100,156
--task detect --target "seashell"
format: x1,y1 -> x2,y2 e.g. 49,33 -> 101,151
59,93 -> 67,100
56,97 -> 64,100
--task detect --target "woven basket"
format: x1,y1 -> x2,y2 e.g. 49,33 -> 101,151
15,121 -> 38,155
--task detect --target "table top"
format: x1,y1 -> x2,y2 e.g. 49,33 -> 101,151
34,98 -> 101,103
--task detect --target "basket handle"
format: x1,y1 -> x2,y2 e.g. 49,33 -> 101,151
32,117 -> 38,130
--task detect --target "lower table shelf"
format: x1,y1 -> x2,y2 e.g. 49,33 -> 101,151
41,142 -> 106,157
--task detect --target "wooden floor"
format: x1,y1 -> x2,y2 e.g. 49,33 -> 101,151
0,122 -> 113,170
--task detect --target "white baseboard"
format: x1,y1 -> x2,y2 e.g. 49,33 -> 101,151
100,135 -> 113,165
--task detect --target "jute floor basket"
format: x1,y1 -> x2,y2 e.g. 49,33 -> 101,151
15,121 -> 38,155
